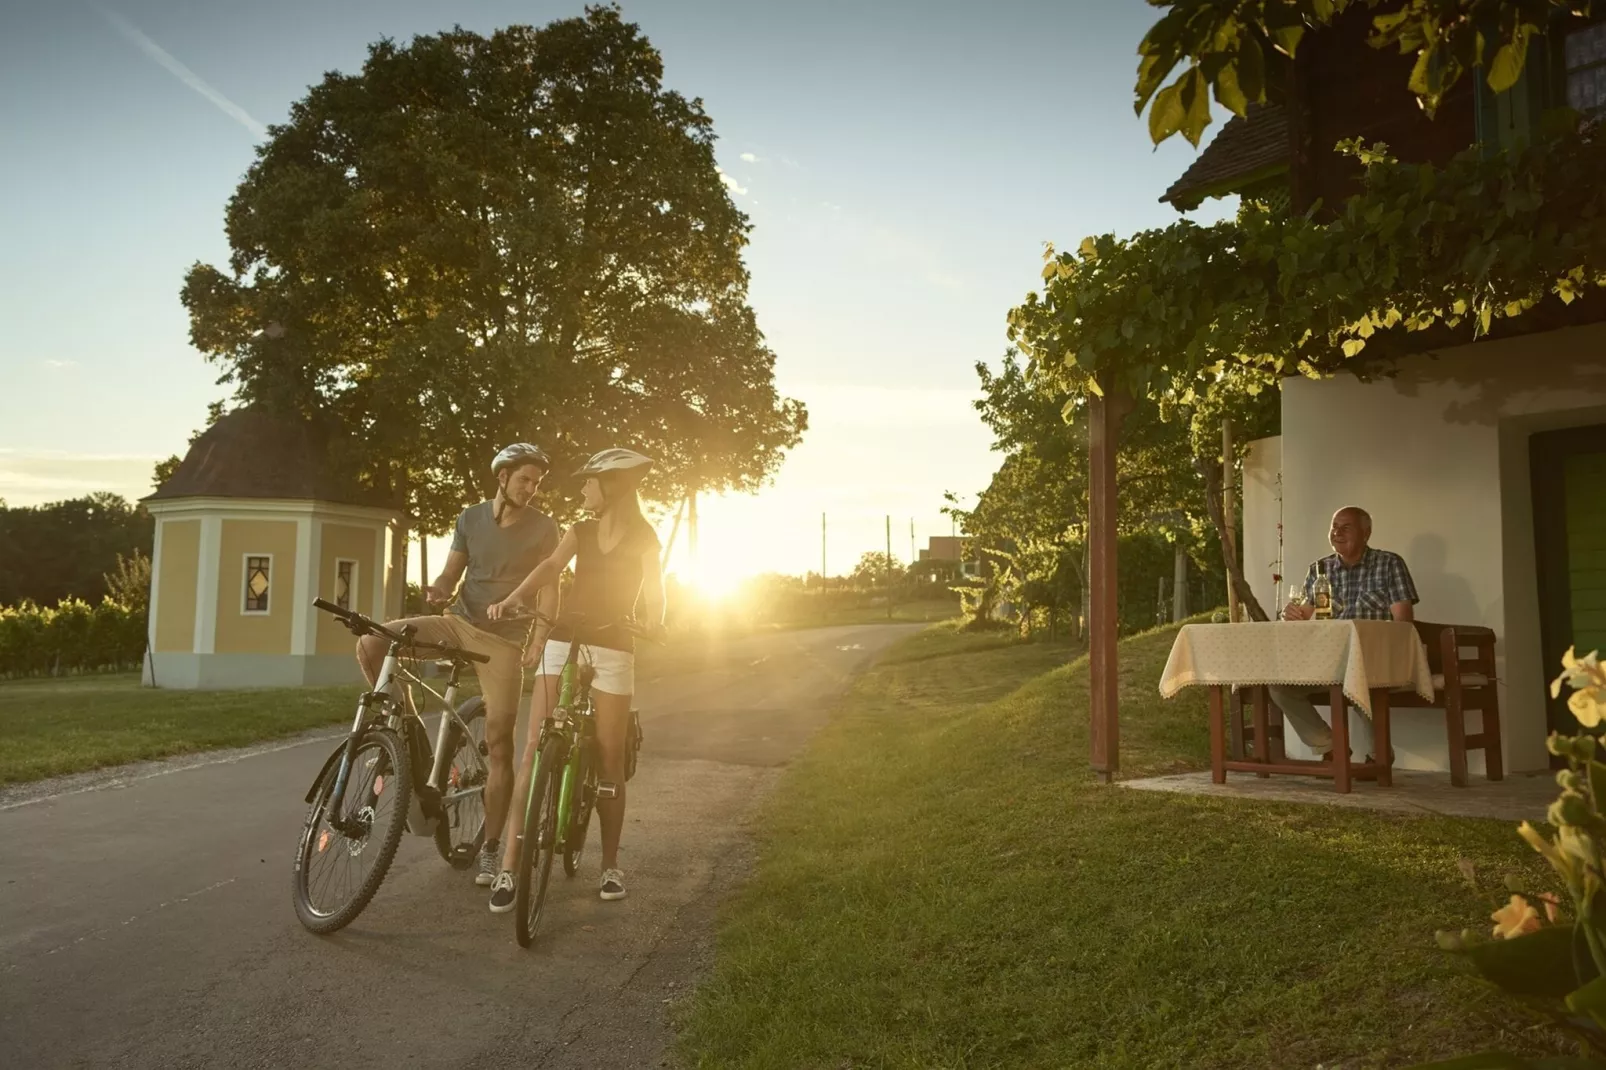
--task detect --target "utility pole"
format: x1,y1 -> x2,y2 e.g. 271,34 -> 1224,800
420,537 -> 429,609
821,512 -> 827,590
910,518 -> 915,566
886,514 -> 893,620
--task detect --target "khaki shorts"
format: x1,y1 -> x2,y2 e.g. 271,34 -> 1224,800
385,614 -> 524,729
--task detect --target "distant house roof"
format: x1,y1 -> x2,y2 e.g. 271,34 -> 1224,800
146,405 -> 396,509
1161,103 -> 1291,210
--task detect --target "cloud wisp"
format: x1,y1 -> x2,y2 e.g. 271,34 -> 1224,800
95,4 -> 267,138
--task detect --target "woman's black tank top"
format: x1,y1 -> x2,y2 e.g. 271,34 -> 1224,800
552,516 -> 659,652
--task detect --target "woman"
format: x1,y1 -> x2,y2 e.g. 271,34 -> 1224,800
484,447 -> 665,909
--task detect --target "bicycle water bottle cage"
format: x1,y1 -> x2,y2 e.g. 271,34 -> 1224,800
597,781 -> 619,800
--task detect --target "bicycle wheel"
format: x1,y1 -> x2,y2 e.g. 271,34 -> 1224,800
434,696 -> 489,868
563,747 -> 595,878
292,728 -> 412,934
514,736 -> 565,948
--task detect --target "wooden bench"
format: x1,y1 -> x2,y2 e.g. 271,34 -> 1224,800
1231,620 -> 1504,787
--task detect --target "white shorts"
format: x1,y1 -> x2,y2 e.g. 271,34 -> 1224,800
537,640 -> 635,696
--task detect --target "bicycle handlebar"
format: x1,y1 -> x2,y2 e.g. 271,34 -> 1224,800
311,598 -> 492,664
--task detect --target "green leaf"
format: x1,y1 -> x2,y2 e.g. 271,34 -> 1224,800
1236,35 -> 1265,104
1489,41 -> 1527,94
1341,338 -> 1367,357
1410,46 -> 1436,97
1214,59 -> 1249,117
1135,50 -> 1173,115
1180,68 -> 1212,148
1271,23 -> 1305,58
1462,923 -> 1583,998
1567,973 -> 1606,1016
1148,81 -> 1186,145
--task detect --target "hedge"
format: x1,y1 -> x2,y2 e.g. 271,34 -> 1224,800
0,598 -> 148,678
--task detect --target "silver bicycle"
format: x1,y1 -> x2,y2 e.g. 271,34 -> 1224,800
292,598 -> 493,934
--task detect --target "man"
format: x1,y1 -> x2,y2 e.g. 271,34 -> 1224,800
1269,506 -> 1419,763
355,443 -> 560,888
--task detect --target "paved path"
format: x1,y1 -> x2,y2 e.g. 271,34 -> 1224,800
0,624 -> 916,1069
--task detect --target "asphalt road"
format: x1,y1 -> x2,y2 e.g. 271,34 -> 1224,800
0,623 -> 916,1069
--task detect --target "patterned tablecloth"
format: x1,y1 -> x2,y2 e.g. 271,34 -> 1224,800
1157,620 -> 1434,717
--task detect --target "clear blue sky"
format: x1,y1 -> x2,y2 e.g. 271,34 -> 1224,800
0,0 -> 1232,581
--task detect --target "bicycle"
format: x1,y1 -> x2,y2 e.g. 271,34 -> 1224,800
291,598 -> 497,934
512,612 -> 649,948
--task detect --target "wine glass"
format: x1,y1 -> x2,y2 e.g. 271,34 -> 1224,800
1284,584 -> 1305,619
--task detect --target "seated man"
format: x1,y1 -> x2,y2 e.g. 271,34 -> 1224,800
1269,506 -> 1418,763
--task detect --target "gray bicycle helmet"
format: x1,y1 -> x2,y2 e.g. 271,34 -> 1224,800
491,442 -> 551,476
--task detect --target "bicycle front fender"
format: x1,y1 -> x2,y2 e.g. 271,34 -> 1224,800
304,742 -> 347,804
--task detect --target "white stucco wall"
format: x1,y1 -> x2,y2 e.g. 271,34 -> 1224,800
1241,437 -> 1283,622
1279,322 -> 1606,773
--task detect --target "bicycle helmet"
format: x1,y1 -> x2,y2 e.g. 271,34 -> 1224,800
491,442 -> 551,477
574,448 -> 654,481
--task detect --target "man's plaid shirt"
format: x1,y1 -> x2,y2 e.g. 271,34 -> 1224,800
1301,548 -> 1419,620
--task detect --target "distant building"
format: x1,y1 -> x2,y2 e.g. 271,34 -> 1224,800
918,535 -> 979,579
141,406 -> 405,689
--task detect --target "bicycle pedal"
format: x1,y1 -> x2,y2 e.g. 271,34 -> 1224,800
597,781 -> 619,800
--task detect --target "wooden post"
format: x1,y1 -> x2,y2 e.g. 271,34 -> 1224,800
1223,419 -> 1239,623
662,495 -> 688,564
1088,383 -> 1128,782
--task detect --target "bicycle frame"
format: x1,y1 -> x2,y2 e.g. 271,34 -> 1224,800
540,649 -> 595,853
315,636 -> 483,839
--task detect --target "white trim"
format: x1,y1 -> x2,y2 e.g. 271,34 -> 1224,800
241,552 -> 274,616
307,517 -> 324,650
143,497 -> 400,525
148,518 -> 166,644
194,516 -> 222,654
372,525 -> 387,619
334,557 -> 359,612
290,517 -> 313,655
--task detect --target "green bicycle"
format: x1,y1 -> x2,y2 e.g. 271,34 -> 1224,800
512,611 -> 648,948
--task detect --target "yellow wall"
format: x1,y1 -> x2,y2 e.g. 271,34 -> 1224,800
154,519 -> 200,652
214,519 -> 298,654
317,522 -> 379,655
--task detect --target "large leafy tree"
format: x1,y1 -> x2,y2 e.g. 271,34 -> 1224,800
182,7 -> 805,533
0,494 -> 153,606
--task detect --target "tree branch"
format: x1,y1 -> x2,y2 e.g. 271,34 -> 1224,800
1193,453 -> 1269,622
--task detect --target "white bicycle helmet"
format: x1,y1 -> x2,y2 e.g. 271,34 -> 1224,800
491,442 -> 551,477
574,448 -> 654,480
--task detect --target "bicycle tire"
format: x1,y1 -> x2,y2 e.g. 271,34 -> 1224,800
514,736 -> 565,948
563,746 -> 595,878
292,728 -> 412,934
434,696 -> 489,868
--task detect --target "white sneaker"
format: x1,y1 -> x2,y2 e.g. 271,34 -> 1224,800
600,868 -> 626,901
488,871 -> 516,913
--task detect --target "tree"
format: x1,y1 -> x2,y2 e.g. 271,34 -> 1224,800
1135,0 -> 1593,146
849,552 -> 901,589
181,8 -> 805,535
103,549 -> 153,611
0,495 -> 154,606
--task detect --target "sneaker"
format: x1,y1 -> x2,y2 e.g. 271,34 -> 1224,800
475,840 -> 501,887
488,871 -> 516,913
600,868 -> 626,901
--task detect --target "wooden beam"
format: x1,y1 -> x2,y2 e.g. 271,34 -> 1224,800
1223,418 -> 1238,623
1088,380 -> 1129,782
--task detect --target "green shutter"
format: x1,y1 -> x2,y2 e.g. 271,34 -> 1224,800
1565,453 -> 1606,659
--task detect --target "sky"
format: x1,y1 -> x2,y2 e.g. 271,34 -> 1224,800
0,0 -> 1234,586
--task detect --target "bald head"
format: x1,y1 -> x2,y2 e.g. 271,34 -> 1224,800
1330,507 -> 1372,564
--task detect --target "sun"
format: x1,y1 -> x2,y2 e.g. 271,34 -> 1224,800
679,563 -> 746,601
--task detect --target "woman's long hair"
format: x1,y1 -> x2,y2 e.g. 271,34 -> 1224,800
598,473 -> 646,530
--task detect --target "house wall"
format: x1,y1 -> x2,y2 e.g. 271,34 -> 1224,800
154,519 -> 200,652
213,519 -> 298,655
1241,437 -> 1283,620
1278,322 -> 1606,773
317,522 -> 380,656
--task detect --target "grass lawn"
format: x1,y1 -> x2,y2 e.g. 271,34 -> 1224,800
676,621 -> 1568,1069
0,672 -> 373,784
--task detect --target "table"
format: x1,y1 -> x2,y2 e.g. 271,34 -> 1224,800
1158,620 -> 1435,793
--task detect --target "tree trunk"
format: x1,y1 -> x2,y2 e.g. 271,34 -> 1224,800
1193,455 -> 1270,622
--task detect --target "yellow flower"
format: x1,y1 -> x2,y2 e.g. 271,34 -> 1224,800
1519,821 -> 1575,883
1569,689 -> 1606,728
1492,894 -> 1542,940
